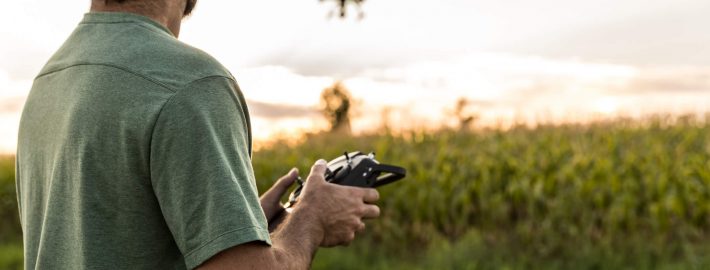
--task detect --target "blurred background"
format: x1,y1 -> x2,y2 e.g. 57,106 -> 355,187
1,0 -> 710,269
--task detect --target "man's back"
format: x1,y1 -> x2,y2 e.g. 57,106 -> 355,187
16,12 -> 269,269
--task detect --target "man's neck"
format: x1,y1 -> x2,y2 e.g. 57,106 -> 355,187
90,1 -> 184,37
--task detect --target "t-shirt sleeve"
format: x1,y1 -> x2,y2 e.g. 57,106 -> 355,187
149,76 -> 271,269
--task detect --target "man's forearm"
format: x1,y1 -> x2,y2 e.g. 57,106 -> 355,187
197,207 -> 322,270
267,208 -> 287,232
268,207 -> 322,269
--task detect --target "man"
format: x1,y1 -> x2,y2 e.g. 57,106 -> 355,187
16,0 -> 380,269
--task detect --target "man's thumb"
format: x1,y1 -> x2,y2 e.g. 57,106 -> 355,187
306,159 -> 328,184
274,168 -> 299,189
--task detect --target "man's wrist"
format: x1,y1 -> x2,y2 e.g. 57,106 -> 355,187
288,205 -> 324,248
266,204 -> 323,269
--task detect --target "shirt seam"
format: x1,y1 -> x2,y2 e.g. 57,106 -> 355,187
183,225 -> 270,258
148,74 -> 240,132
148,74 -> 240,123
36,63 -> 235,92
146,75 -> 241,189
35,63 -> 177,92
145,75 -> 262,264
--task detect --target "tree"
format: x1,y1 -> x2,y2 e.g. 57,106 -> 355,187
452,97 -> 478,130
320,81 -> 353,133
321,0 -> 366,18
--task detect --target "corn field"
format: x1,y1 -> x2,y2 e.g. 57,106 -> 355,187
253,115 -> 710,269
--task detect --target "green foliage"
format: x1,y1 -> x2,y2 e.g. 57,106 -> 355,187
252,116 -> 710,268
320,81 -> 354,133
0,156 -> 20,244
0,156 -> 22,269
0,243 -> 23,270
311,229 -> 710,270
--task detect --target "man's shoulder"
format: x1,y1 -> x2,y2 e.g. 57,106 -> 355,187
38,17 -> 234,91
101,27 -> 235,90
135,37 -> 235,89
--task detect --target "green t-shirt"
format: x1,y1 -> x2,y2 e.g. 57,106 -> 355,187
16,12 -> 271,269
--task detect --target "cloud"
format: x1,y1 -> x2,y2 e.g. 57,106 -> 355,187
0,37 -> 51,81
619,68 -> 710,94
0,96 -> 26,113
233,0 -> 710,78
0,2 -> 86,81
505,0 -> 710,67
249,47 -> 458,78
234,65 -> 336,108
246,99 -> 318,119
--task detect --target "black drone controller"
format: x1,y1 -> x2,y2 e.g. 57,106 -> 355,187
284,151 -> 407,209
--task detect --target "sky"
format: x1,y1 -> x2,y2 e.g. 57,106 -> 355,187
1,0 -> 709,153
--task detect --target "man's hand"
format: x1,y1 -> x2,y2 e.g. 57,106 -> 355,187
295,159 -> 381,247
198,160 -> 382,270
260,168 -> 299,222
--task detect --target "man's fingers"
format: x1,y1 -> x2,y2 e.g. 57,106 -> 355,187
361,188 -> 380,203
307,159 -> 328,183
261,168 -> 298,203
266,168 -> 298,194
273,168 -> 298,189
356,220 -> 366,232
361,204 -> 380,219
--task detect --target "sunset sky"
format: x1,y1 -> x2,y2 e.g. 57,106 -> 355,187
1,0 -> 709,153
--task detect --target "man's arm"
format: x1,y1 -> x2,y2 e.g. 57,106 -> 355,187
197,207 -> 321,269
197,160 -> 380,269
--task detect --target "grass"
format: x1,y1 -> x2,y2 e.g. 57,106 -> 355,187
0,243 -> 23,270
253,115 -> 710,269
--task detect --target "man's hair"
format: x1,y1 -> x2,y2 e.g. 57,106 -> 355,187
100,0 -> 197,16
184,0 -> 196,16
100,0 -> 162,14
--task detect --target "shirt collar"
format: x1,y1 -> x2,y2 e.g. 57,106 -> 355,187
81,12 -> 174,37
